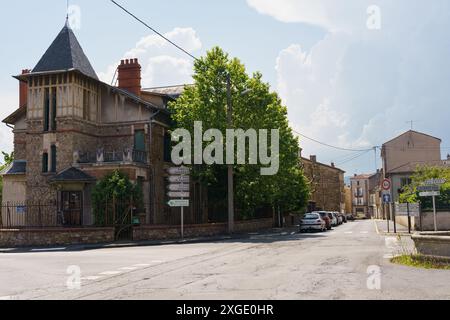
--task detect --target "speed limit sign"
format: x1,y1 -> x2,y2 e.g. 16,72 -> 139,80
382,179 -> 391,191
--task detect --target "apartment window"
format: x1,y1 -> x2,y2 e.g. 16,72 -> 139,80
43,88 -> 50,132
51,88 -> 57,131
83,90 -> 90,120
401,178 -> 412,188
50,145 -> 57,173
134,130 -> 145,151
42,153 -> 49,173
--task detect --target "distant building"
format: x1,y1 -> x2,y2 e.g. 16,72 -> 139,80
300,153 -> 345,213
368,170 -> 383,219
350,174 -> 371,217
344,185 -> 353,214
381,130 -> 443,202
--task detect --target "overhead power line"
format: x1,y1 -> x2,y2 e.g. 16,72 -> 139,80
293,130 -> 373,152
110,0 -> 199,61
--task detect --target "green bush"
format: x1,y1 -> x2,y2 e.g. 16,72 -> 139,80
92,170 -> 144,226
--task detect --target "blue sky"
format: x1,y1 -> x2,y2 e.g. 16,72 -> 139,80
1,0 -> 449,175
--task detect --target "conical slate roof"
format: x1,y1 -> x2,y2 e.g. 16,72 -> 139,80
32,22 -> 98,80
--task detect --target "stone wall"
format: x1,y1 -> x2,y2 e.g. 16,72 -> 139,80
133,218 -> 274,241
0,228 -> 114,248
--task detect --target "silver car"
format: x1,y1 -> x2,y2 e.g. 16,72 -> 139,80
300,213 -> 327,233
327,212 -> 338,227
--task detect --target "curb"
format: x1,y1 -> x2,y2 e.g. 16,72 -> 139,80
0,228 -> 298,253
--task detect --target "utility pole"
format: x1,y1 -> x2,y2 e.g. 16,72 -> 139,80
227,73 -> 234,234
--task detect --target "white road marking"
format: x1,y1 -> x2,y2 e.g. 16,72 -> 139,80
31,248 -> 66,252
360,231 -> 369,234
81,276 -> 103,281
344,231 -> 353,234
99,271 -> 122,276
133,263 -> 154,267
0,296 -> 18,300
119,267 -> 139,271
383,254 -> 394,259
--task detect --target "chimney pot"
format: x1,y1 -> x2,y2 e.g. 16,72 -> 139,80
310,155 -> 317,163
331,162 -> 335,168
117,58 -> 142,96
19,69 -> 31,108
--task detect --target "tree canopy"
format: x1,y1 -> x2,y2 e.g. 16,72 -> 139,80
400,166 -> 450,209
169,47 -> 310,218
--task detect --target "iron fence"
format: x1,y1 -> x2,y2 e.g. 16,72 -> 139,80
0,201 -> 83,229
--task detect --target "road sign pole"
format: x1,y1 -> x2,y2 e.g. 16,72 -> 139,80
432,195 -> 437,232
181,204 -> 184,240
386,203 -> 390,233
407,202 -> 411,234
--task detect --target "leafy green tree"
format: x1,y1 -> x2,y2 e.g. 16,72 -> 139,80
92,170 -> 144,226
400,166 -> 450,209
0,151 -> 14,204
169,47 -> 310,218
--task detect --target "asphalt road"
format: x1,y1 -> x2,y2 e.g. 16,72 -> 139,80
0,220 -> 449,300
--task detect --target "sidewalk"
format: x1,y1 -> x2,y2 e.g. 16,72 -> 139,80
375,219 -> 412,235
0,227 -> 299,253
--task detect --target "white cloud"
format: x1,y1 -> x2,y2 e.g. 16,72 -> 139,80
98,27 -> 201,87
250,0 -> 450,172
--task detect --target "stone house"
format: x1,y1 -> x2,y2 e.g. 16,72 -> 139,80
300,154 -> 345,213
1,22 -> 207,227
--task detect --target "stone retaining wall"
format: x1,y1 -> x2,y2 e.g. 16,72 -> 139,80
0,228 -> 114,248
412,232 -> 450,257
133,219 -> 274,241
0,219 -> 274,248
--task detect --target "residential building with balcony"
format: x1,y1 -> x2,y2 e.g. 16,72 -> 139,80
350,174 -> 371,217
1,22 -> 203,227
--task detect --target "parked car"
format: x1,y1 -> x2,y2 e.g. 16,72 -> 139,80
327,212 -> 338,227
341,214 -> 348,223
335,212 -> 344,225
315,211 -> 332,230
346,213 -> 355,221
299,213 -> 327,233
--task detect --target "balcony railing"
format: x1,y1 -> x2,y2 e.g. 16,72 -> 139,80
76,149 -> 148,165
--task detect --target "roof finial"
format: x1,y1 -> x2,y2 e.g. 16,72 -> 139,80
65,0 -> 70,27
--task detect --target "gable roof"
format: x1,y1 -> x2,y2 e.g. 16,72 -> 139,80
383,130 -> 441,147
49,167 -> 96,183
32,22 -> 98,80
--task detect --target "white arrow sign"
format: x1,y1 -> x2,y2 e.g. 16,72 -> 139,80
167,166 -> 190,176
168,176 -> 190,183
167,191 -> 190,198
168,199 -> 189,207
420,191 -> 441,197
168,184 -> 190,192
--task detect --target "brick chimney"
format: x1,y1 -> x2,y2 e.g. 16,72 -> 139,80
331,162 -> 335,168
310,155 -> 317,163
117,59 -> 141,96
19,69 -> 31,107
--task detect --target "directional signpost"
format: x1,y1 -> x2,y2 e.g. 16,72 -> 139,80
167,166 -> 190,240
418,179 -> 446,232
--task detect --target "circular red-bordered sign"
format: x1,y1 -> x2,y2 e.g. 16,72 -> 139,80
382,179 -> 391,191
